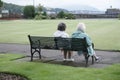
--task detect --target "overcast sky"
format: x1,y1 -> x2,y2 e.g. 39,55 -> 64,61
2,0 -> 120,11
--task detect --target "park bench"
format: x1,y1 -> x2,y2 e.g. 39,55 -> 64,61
28,35 -> 95,66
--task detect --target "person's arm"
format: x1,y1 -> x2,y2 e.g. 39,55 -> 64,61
84,33 -> 92,46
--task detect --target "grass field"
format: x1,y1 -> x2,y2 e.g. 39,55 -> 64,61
0,53 -> 120,80
0,19 -> 120,50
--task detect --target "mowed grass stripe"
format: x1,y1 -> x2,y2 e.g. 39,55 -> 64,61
0,19 -> 120,50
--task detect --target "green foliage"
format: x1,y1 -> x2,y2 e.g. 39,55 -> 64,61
35,11 -> 48,20
37,3 -> 43,15
57,11 -> 65,18
34,14 -> 47,20
65,13 -> 75,19
23,5 -> 35,19
118,14 -> 120,20
42,11 -> 47,16
57,11 -> 75,19
41,15 -> 47,19
35,4 -> 48,20
34,15 -> 42,20
49,14 -> 57,19
0,0 -> 3,7
0,0 -> 3,14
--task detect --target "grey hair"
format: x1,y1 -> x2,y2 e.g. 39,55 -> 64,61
76,23 -> 86,32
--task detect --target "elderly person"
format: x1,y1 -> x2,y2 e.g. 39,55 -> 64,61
53,22 -> 74,61
71,23 -> 99,62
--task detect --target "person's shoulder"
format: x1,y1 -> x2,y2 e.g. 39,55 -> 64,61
53,31 -> 57,34
54,30 -> 69,37
54,30 -> 61,34
84,33 -> 89,36
71,31 -> 78,36
61,32 -> 69,37
53,31 -> 60,36
82,32 -> 88,35
64,32 -> 69,35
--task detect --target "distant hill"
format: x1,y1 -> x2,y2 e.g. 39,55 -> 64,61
1,2 -> 100,14
43,7 -> 68,13
62,4 -> 100,11
1,3 -> 24,14
1,2 -> 68,14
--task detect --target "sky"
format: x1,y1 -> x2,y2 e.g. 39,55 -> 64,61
2,0 -> 120,11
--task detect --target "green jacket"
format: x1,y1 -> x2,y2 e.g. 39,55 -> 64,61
71,30 -> 95,56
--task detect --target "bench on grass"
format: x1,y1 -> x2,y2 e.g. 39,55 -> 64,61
28,35 -> 95,67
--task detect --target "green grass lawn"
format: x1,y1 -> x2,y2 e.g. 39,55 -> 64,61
0,19 -> 120,80
0,53 -> 120,80
0,19 -> 120,50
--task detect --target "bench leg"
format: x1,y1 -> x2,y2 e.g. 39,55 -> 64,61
91,56 -> 94,64
31,49 -> 34,61
30,48 -> 41,61
38,48 -> 41,59
84,54 -> 89,67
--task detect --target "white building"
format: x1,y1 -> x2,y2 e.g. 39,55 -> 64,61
1,10 -> 9,18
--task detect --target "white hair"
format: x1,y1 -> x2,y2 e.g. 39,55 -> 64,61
77,23 -> 86,32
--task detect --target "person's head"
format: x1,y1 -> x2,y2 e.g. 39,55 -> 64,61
76,23 -> 86,32
57,22 -> 66,31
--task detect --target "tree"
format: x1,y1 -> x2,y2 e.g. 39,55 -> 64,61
23,5 -> 35,18
65,13 -> 75,19
37,4 -> 43,15
0,0 -> 3,14
118,14 -> 120,20
57,11 -> 75,19
57,11 -> 65,18
42,11 -> 47,16
0,0 -> 3,7
35,4 -> 48,20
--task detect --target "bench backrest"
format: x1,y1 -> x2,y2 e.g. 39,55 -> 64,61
71,38 -> 88,52
28,35 -> 55,49
28,35 -> 88,52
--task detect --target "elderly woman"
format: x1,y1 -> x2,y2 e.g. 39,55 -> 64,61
72,23 -> 99,62
53,22 -> 74,61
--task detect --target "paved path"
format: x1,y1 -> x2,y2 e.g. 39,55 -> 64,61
0,43 -> 120,68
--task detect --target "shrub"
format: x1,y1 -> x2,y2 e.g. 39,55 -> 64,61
34,15 -> 48,20
118,14 -> 120,20
23,5 -> 35,19
34,15 -> 42,20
